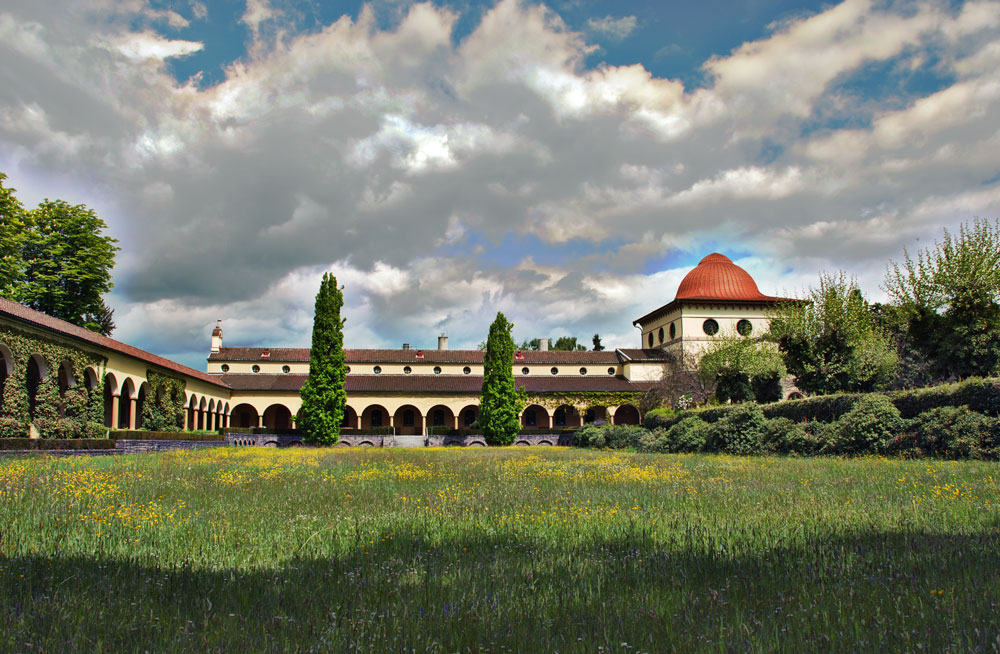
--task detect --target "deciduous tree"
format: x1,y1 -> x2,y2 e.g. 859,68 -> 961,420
698,329 -> 785,403
297,273 -> 347,445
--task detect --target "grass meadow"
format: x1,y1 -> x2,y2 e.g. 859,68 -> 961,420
1,447 -> 998,652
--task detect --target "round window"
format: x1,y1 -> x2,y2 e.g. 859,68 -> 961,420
403,366 -> 412,374
463,366 -> 471,375
282,365 -> 291,373
703,319 -> 719,336
550,367 -> 558,375
433,366 -> 442,375
607,367 -> 615,375
346,366 -> 351,374
521,367 -> 529,375
669,322 -> 676,339
220,364 -> 229,373
737,319 -> 753,336
647,332 -> 654,347
373,365 -> 382,374
658,326 -> 664,343
251,364 -> 260,373
579,367 -> 587,375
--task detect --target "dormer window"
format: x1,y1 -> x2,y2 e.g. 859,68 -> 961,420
261,349 -> 270,358
416,350 -> 424,359
515,351 -> 525,360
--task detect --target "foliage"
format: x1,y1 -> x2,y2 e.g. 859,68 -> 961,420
591,334 -> 604,351
640,352 -> 715,411
0,437 -> 115,450
523,391 -> 643,411
706,402 -> 767,455
893,407 -> 998,460
480,312 -> 525,445
834,394 -> 904,454
751,371 -> 783,403
138,371 -> 187,431
0,172 -> 26,294
884,217 -> 1000,379
297,273 -> 347,445
663,416 -> 710,452
10,197 -> 120,334
109,430 -> 224,442
771,272 -> 898,395
643,406 -> 677,430
760,417 -> 816,455
552,336 -> 586,351
699,328 -> 786,404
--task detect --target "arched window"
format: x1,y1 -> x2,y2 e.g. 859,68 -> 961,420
669,323 -> 676,339
524,408 -> 537,427
432,410 -> 444,426
648,332 -> 654,347
371,409 -> 383,427
554,407 -> 566,427
402,409 -> 414,427
658,326 -> 664,343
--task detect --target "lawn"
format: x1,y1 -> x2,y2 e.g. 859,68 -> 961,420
1,447 -> 998,652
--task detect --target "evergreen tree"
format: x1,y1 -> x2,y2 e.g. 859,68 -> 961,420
297,273 -> 347,445
480,312 -> 524,445
592,334 -> 605,351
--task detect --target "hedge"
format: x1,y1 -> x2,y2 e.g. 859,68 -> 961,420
223,427 -> 302,436
0,439 -> 116,451
646,377 -> 1000,429
110,430 -> 225,442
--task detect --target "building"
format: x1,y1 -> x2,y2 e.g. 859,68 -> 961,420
0,253 -> 794,436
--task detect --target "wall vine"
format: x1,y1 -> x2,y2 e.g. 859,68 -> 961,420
139,370 -> 186,431
523,391 -> 644,412
0,324 -> 106,438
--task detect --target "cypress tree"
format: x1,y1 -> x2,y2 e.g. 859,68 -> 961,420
480,312 -> 524,445
297,273 -> 347,445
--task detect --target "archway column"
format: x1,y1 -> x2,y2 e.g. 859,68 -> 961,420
128,397 -> 137,430
110,393 -> 120,428
257,414 -> 263,428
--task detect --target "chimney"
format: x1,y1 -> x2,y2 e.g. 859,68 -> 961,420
210,320 -> 223,353
402,343 -> 410,350
438,333 -> 449,350
538,338 -> 549,351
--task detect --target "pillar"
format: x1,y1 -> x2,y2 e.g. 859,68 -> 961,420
128,398 -> 137,430
257,414 -> 264,428
110,393 -> 120,429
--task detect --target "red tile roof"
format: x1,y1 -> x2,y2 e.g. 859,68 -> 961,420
211,347 -> 621,364
0,296 -> 229,389
675,253 -> 777,302
221,373 -> 654,394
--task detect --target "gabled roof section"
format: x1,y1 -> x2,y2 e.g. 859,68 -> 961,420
221,373 -> 654,394
0,297 -> 229,389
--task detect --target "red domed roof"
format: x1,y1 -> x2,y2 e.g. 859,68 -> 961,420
674,253 -> 773,301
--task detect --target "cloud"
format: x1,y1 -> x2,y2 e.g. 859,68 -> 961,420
586,15 -> 637,41
0,0 -> 998,368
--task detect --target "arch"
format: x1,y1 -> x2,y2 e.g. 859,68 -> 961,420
614,404 -> 640,426
553,404 -> 581,428
787,391 -> 804,400
198,396 -> 207,430
103,373 -> 118,427
230,403 -> 258,429
26,353 -> 48,420
118,378 -> 136,429
57,360 -> 76,396
537,440 -> 553,446
83,367 -> 99,391
521,404 -> 550,430
206,399 -> 216,431
427,405 -> 455,432
187,394 -> 199,431
0,342 -> 12,414
262,404 -> 292,430
393,404 -> 423,436
136,382 -> 150,429
458,404 -> 479,429
222,402 -> 230,429
514,439 -> 530,446
584,406 -> 608,425
341,405 -> 358,430
361,404 -> 388,430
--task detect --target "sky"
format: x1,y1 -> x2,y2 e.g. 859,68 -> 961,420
1,0 -> 998,370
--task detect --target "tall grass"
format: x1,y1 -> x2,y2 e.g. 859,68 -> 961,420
1,448 -> 998,652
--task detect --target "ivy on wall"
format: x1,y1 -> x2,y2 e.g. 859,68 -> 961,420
139,370 -> 186,431
523,391 -> 644,412
0,324 -> 106,438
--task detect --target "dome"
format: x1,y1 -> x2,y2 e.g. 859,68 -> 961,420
674,253 -> 772,301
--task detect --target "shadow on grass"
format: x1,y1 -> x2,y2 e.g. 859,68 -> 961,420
1,527 -> 999,653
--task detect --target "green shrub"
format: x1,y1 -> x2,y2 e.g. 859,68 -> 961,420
603,425 -> 646,449
707,403 -> 767,455
761,417 -> 812,455
638,429 -> 670,453
109,430 -> 225,442
835,394 -> 903,454
664,416 -> 710,452
897,406 -> 998,459
0,438 -> 115,451
643,407 -> 677,430
574,424 -> 604,448
0,416 -> 26,438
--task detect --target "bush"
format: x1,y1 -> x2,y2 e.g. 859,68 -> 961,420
643,407 -> 677,430
835,394 -> 903,454
0,416 -> 26,438
602,425 -> 646,449
664,416 -> 710,452
707,403 -> 767,455
760,417 -> 817,455
637,428 -> 670,453
897,406 -> 998,459
0,439 -> 115,451
109,430 -> 225,442
574,424 -> 604,448
82,422 -> 108,439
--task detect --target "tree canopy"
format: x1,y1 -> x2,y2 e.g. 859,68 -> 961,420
0,174 -> 119,335
297,273 -> 347,445
699,329 -> 785,403
884,217 -> 1000,379
480,312 -> 524,445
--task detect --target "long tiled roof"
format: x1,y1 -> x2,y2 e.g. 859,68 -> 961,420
0,297 -> 229,389
617,349 -> 674,362
211,347 -> 622,364
221,373 -> 655,394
